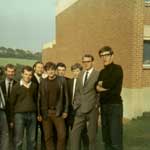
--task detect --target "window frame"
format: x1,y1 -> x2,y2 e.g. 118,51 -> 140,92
143,25 -> 150,69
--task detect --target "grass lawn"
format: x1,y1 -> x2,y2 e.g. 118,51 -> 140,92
0,57 -> 37,66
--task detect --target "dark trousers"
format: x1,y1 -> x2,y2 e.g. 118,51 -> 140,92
42,111 -> 66,150
14,112 -> 37,150
0,110 -> 9,150
71,107 -> 97,150
36,122 -> 46,150
101,104 -> 123,150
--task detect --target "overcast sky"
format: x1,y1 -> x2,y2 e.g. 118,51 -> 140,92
0,0 -> 56,51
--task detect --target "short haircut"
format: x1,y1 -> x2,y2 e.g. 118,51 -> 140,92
44,62 -> 56,71
71,63 -> 83,71
56,62 -> 66,69
21,66 -> 33,73
98,46 -> 114,56
82,54 -> 94,61
0,67 -> 3,76
33,61 -> 43,69
5,64 -> 16,71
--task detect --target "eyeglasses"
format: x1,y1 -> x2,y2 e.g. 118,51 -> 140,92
100,54 -> 112,58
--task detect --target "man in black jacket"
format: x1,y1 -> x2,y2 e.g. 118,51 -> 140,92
0,67 -> 9,150
0,64 -> 17,150
40,62 -> 69,150
96,46 -> 123,150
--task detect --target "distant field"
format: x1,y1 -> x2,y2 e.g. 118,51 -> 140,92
0,57 -> 37,66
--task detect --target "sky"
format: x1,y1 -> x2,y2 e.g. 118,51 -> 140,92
0,0 -> 56,51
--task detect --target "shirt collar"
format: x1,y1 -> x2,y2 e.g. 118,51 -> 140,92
20,79 -> 32,88
85,67 -> 94,74
5,78 -> 13,84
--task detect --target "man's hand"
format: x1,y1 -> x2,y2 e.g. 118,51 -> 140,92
96,85 -> 108,92
37,115 -> 43,122
62,112 -> 68,119
10,122 -> 14,128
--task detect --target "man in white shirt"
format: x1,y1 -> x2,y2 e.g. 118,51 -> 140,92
71,54 -> 99,150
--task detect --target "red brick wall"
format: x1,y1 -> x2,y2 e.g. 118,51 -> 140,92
43,0 -> 145,88
144,6 -> 150,24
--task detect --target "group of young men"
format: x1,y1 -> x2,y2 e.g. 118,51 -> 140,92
0,46 -> 123,150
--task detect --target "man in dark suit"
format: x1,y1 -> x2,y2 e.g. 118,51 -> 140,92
0,64 -> 17,150
32,61 -> 45,150
0,67 -> 9,150
71,54 -> 99,150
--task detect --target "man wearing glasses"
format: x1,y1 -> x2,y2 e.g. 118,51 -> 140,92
96,46 -> 123,150
71,54 -> 99,150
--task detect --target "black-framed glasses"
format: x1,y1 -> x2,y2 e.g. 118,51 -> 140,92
100,54 -> 112,58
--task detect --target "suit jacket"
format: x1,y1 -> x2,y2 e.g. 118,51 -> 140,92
67,78 -> 74,106
0,79 -> 17,121
73,69 -> 99,113
32,75 -> 39,87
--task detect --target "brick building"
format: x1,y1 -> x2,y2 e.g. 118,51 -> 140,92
42,0 -> 150,119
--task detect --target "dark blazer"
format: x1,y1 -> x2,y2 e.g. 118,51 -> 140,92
40,76 -> 69,118
32,75 -> 39,87
73,69 -> 99,113
67,78 -> 74,106
0,79 -> 17,121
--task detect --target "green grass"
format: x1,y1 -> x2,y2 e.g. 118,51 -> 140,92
0,57 -> 37,66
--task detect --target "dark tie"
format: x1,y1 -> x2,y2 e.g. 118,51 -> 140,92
8,82 -> 11,98
84,71 -> 89,86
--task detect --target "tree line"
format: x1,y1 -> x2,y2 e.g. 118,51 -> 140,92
0,46 -> 41,60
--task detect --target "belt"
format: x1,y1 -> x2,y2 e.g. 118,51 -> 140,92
48,106 -> 56,110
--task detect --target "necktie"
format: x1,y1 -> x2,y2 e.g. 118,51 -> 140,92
8,82 -> 11,98
84,71 -> 89,86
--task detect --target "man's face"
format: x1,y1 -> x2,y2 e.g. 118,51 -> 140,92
99,51 -> 113,66
57,66 -> 66,77
22,70 -> 32,83
34,63 -> 44,76
82,57 -> 93,71
5,68 -> 16,80
47,68 -> 56,79
72,68 -> 81,79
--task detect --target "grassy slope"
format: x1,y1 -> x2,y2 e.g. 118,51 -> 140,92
0,57 -> 37,66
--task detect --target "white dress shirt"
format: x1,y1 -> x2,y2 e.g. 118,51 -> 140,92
82,67 -> 94,85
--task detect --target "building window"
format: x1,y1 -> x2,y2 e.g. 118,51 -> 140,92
145,0 -> 150,7
143,25 -> 150,68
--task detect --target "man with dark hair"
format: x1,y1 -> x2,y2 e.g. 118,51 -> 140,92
40,62 -> 69,150
0,64 -> 17,150
96,46 -> 123,150
32,61 -> 45,150
56,62 -> 67,77
71,54 -> 99,150
0,67 -> 9,150
68,63 -> 89,150
10,65 -> 38,150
